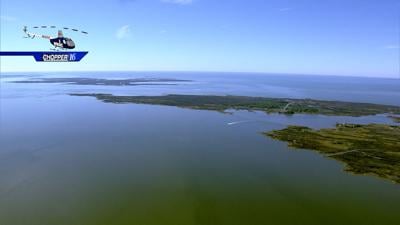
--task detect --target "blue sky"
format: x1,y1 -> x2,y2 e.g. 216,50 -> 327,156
0,0 -> 399,77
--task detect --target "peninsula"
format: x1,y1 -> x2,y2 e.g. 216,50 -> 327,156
266,124 -> 400,184
389,115 -> 400,123
70,94 -> 400,117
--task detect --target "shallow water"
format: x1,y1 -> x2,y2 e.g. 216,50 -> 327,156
0,72 -> 399,225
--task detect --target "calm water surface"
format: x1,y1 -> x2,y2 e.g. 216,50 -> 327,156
0,72 -> 399,225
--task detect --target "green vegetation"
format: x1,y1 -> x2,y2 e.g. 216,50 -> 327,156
70,94 -> 400,117
266,124 -> 400,184
389,115 -> 400,123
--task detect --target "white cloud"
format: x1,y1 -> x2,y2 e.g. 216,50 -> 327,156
279,8 -> 292,12
161,0 -> 193,5
116,25 -> 131,39
0,15 -> 17,22
384,45 -> 400,49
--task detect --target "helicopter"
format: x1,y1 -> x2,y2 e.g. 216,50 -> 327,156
23,26 -> 88,50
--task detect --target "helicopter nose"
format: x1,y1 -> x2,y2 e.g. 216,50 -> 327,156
67,40 -> 76,49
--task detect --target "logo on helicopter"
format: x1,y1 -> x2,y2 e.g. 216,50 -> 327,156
42,53 -> 75,62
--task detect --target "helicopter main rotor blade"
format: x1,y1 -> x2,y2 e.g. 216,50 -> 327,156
27,26 -> 88,35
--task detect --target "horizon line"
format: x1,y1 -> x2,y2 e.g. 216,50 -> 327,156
0,69 -> 398,79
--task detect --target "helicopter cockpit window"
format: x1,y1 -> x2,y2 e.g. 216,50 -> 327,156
67,40 -> 75,47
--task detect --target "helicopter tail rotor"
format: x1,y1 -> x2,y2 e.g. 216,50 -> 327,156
23,26 -> 32,38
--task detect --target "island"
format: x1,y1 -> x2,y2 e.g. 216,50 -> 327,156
266,124 -> 400,184
70,94 -> 400,117
11,77 -> 191,86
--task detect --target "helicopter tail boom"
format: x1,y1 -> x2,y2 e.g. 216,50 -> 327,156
23,26 -> 53,39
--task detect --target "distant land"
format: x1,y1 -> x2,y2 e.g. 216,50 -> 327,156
70,94 -> 400,117
10,78 -> 191,86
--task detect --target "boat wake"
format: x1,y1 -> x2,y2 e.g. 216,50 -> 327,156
227,120 -> 252,126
